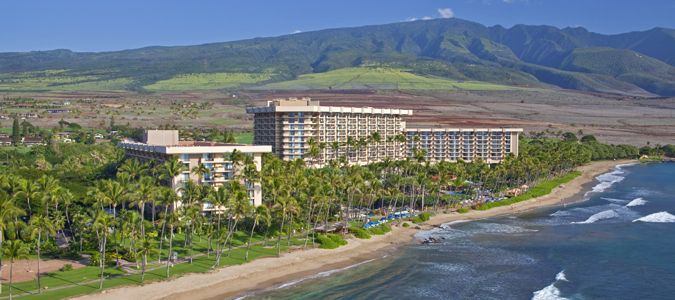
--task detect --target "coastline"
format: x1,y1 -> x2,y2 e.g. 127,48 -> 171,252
74,159 -> 634,300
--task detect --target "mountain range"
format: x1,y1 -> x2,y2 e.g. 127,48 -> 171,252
1,18 -> 675,96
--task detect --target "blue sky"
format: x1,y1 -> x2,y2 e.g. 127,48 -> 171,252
2,0 -> 674,52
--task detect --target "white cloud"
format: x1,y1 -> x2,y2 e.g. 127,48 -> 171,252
437,8 -> 454,18
405,17 -> 418,22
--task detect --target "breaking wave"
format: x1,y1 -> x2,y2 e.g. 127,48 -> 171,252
586,164 -> 632,195
601,197 -> 629,203
626,197 -> 647,207
572,209 -> 619,224
633,212 -> 675,223
532,270 -> 569,300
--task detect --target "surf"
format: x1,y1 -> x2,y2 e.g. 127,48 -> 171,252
572,209 -> 619,224
633,211 -> 675,223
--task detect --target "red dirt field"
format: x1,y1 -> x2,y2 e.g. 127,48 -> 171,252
3,88 -> 674,146
0,259 -> 87,282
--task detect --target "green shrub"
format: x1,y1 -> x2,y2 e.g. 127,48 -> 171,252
410,216 -> 423,224
317,234 -> 347,249
419,212 -> 431,222
457,207 -> 470,214
316,234 -> 338,249
348,227 -> 371,239
328,233 -> 347,246
368,223 -> 391,235
402,222 -> 411,228
477,171 -> 582,211
59,264 -> 74,272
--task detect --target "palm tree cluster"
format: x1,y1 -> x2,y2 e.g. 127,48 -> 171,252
0,133 -> 640,298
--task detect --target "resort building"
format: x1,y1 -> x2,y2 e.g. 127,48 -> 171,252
118,130 -> 271,209
246,97 -> 413,166
404,128 -> 522,163
247,97 -> 522,166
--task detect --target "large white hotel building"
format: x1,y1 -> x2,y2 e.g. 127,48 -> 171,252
246,97 -> 522,166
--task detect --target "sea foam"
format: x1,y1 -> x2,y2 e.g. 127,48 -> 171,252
626,197 -> 647,207
633,212 -> 675,223
532,270 -> 569,300
586,166 -> 628,195
572,209 -> 619,224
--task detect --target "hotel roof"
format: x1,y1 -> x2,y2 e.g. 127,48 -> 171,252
118,140 -> 272,155
246,97 -> 413,116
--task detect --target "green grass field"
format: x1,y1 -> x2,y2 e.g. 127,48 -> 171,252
233,132 -> 253,144
0,232 -> 307,300
259,67 -> 515,90
144,72 -> 275,91
0,70 -> 132,92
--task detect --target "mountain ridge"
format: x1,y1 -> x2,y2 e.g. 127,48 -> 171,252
1,18 -> 674,96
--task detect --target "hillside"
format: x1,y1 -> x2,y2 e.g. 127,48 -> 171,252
1,18 -> 674,96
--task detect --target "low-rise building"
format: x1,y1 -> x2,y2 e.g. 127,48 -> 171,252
118,130 -> 271,209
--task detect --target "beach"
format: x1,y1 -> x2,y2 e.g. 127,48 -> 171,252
74,159 -> 633,300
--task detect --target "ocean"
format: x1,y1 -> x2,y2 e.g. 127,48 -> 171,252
245,162 -> 675,300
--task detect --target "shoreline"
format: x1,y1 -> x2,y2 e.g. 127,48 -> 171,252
74,159 -> 634,300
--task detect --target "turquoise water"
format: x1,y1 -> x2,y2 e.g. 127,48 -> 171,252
245,162 -> 675,300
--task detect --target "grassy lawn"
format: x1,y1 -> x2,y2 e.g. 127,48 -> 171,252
0,235 -> 307,300
233,132 -> 253,144
143,72 -> 275,91
477,170 -> 583,210
258,67 -> 515,90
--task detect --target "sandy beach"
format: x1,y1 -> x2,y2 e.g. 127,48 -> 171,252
74,159 -> 633,300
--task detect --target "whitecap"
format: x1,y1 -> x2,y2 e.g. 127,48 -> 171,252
633,212 -> 675,223
586,168 -> 626,195
440,219 -> 471,229
572,209 -> 619,224
532,270 -> 569,300
550,210 -> 571,217
474,223 -> 538,234
555,270 -> 568,282
625,197 -> 647,207
275,258 -> 377,289
601,197 -> 629,203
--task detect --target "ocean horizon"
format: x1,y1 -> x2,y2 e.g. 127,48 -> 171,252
242,162 -> 675,300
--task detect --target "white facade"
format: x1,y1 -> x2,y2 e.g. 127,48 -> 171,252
404,128 -> 522,163
118,131 -> 271,208
247,97 -> 523,166
247,97 -> 412,165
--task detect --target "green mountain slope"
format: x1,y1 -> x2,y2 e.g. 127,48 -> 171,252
258,67 -> 516,90
0,18 -> 674,96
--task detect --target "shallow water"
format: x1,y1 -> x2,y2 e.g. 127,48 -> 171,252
244,162 -> 675,300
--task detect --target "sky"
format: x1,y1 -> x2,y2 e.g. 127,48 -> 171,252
2,0 -> 674,52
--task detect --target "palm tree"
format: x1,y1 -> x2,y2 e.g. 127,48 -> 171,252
119,158 -> 147,180
164,211 -> 180,278
28,215 -> 56,293
183,205 -> 202,264
3,239 -> 29,300
245,205 -> 270,261
92,209 -> 113,289
15,179 -> 39,219
131,176 -> 155,237
156,188 -> 178,264
158,158 -> 186,191
136,237 -> 157,282
0,194 -> 25,295
191,163 -> 210,184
